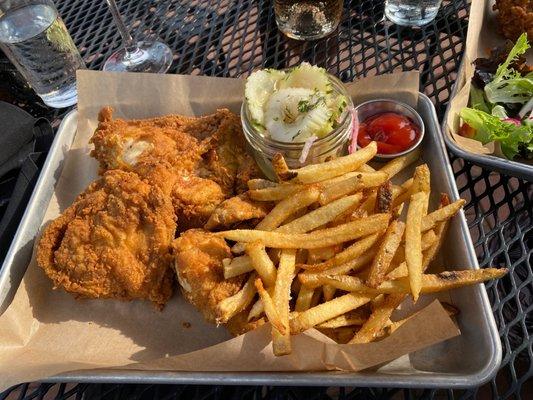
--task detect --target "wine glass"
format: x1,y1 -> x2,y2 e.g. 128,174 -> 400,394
103,0 -> 173,73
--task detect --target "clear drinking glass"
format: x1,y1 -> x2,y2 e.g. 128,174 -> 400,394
102,0 -> 173,73
0,0 -> 86,108
385,0 -> 443,26
274,0 -> 343,41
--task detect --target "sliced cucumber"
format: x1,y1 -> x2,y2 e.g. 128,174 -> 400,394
245,69 -> 286,127
264,88 -> 333,141
279,62 -> 331,92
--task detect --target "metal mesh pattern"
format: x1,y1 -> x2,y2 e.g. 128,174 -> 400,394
1,0 -> 531,399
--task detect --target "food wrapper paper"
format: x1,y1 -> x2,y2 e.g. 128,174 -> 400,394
445,0 -> 532,164
0,70 -> 459,390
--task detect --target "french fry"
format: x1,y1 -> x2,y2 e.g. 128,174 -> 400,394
272,153 -> 296,181
216,214 -> 390,249
295,285 -> 315,312
349,293 -> 405,343
316,310 -> 368,328
316,268 -> 507,294
223,256 -> 254,279
390,229 -> 437,268
283,142 -> 378,184
391,178 -> 414,208
248,184 -> 306,201
421,199 -> 465,232
366,220 -> 406,288
255,186 -> 321,231
290,293 -> 374,334
248,297 -> 264,321
245,242 -> 277,287
359,164 -> 376,173
216,273 -> 257,324
412,164 -> 431,197
298,232 -> 382,271
319,172 -> 388,204
247,178 -> 278,190
405,191 -> 429,301
306,246 -> 339,263
277,193 -> 362,234
379,148 -> 421,178
255,279 -> 287,334
323,285 -> 336,301
272,249 -> 296,356
374,180 -> 393,213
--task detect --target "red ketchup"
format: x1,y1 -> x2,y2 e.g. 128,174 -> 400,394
357,112 -> 420,154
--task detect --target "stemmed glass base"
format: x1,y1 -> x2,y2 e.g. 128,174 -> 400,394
103,40 -> 173,73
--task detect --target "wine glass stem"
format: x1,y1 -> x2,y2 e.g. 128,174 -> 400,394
106,0 -> 136,53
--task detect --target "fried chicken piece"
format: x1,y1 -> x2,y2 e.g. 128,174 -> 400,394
493,0 -> 533,41
204,193 -> 273,230
173,229 -> 246,323
36,170 -> 176,308
91,107 -> 262,231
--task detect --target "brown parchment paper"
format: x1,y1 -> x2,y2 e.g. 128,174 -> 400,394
0,70 -> 460,391
446,0 -> 533,162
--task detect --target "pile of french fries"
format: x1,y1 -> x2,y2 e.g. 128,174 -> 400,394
215,142 -> 507,356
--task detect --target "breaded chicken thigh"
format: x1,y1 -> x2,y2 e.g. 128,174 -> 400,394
36,170 -> 176,308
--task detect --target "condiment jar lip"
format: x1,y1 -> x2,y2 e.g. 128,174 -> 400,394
241,73 -> 354,148
352,98 -> 425,160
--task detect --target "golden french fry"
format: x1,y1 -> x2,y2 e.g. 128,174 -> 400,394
248,184 -> 306,201
277,193 -> 362,234
379,148 -> 421,178
359,164 -> 376,173
272,249 -> 296,356
255,186 -> 320,231
295,285 -> 315,312
290,293 -> 374,334
316,309 -> 368,328
390,229 -> 437,269
245,242 -> 277,287
420,194 -> 451,273
367,220 -> 406,288
317,268 -> 507,294
306,246 -> 339,263
247,178 -> 278,190
216,272 -> 257,324
298,231 -> 382,271
223,256 -> 254,279
374,180 -> 393,213
421,199 -> 465,232
255,279 -> 287,335
284,142 -> 378,184
216,214 -> 390,249
248,297 -> 264,321
412,164 -> 431,196
349,293 -> 405,343
319,172 -> 388,205
323,284 -> 336,301
391,178 -> 414,208
405,191 -> 428,301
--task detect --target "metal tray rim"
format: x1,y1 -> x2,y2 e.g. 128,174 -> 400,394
1,95 -> 501,388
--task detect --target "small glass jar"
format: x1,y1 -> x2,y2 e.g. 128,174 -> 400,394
241,74 -> 354,181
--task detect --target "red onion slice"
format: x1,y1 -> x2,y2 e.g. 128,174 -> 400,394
348,107 -> 359,154
299,135 -> 318,164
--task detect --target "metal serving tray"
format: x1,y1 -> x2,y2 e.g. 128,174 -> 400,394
0,94 -> 501,388
442,59 -> 533,181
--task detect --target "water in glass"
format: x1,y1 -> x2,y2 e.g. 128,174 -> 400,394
274,0 -> 343,40
385,0 -> 443,26
0,2 -> 85,108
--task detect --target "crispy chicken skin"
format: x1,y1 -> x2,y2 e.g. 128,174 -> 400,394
173,229 -> 245,323
36,170 -> 176,308
173,229 -> 264,335
204,193 -> 273,230
91,107 -> 262,230
493,0 -> 533,41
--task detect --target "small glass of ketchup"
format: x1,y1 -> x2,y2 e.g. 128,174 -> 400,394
351,99 -> 425,159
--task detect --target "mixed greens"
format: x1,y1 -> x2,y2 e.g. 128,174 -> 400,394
244,63 -> 349,142
459,33 -> 533,160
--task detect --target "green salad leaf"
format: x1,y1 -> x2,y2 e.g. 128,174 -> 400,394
484,33 -> 533,105
460,107 -> 532,159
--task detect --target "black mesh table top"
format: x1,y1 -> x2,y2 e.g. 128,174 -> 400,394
0,0 -> 531,399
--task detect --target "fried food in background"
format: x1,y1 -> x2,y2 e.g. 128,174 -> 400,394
493,0 -> 533,41
36,170 -> 176,308
91,107 -> 262,230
